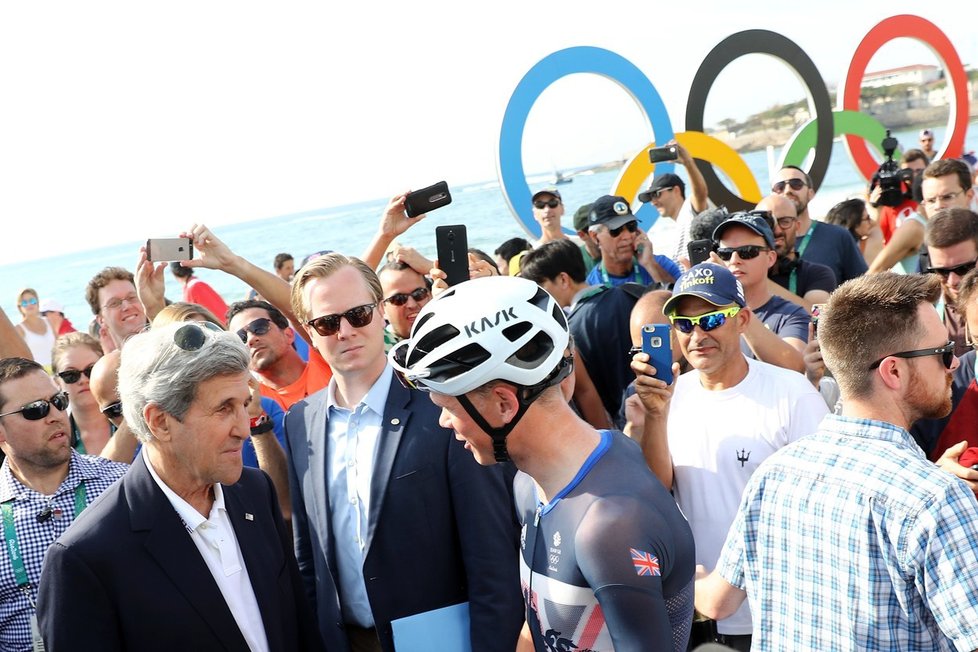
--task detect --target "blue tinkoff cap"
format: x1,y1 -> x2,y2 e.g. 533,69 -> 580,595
662,262 -> 746,315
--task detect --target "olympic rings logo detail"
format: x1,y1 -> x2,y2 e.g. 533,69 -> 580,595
497,14 -> 969,238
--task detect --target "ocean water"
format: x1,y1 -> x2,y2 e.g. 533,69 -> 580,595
3,122 -> 975,330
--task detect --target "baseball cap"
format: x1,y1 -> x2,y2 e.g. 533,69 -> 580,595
587,195 -> 636,231
638,173 -> 685,203
712,211 -> 776,249
573,203 -> 593,232
920,129 -> 934,139
662,262 -> 746,315
39,298 -> 64,314
531,187 -> 562,203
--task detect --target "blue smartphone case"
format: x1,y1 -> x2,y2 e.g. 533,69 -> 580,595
641,324 -> 674,385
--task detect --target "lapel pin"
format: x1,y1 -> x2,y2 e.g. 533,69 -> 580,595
244,513 -> 254,521
390,418 -> 400,426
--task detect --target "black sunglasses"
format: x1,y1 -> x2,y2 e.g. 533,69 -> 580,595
533,198 -> 560,209
57,364 -> 96,385
307,303 -> 377,337
384,287 -> 430,307
716,245 -> 769,261
100,401 -> 124,420
869,341 -> 955,370
608,221 -> 639,238
0,392 -> 69,421
173,321 -> 221,352
236,317 -> 273,343
772,178 -> 807,193
926,260 -> 977,279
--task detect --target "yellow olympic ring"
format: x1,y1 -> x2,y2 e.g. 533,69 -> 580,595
612,131 -> 762,208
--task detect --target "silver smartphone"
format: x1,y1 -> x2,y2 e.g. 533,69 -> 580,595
146,237 -> 194,262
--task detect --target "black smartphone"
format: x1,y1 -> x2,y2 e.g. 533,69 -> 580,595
649,145 -> 678,164
146,237 -> 194,262
687,239 -> 713,266
405,181 -> 452,218
436,225 -> 470,287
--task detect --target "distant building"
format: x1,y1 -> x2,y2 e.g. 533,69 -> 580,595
863,64 -> 941,89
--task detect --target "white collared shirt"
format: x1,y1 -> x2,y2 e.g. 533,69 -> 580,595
143,450 -> 270,652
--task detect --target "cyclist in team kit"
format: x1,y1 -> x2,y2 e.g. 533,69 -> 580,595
390,276 -> 696,652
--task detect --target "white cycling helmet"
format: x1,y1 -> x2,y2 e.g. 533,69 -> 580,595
389,276 -> 570,397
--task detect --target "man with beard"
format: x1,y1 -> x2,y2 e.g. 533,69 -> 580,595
227,300 -> 332,410
772,166 -> 867,283
755,195 -> 836,312
696,273 -> 978,651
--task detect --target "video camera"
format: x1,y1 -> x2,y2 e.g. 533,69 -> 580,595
870,130 -> 915,208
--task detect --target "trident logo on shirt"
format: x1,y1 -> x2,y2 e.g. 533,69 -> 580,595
737,449 -> 751,467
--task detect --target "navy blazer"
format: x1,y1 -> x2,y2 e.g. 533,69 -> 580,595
37,454 -> 325,652
285,373 -> 524,652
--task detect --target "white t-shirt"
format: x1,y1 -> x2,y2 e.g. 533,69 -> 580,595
667,357 -> 828,634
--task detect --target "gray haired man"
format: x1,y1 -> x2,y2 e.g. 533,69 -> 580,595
37,322 -> 324,651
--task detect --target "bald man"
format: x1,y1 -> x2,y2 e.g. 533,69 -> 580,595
89,351 -> 138,463
756,195 -> 837,312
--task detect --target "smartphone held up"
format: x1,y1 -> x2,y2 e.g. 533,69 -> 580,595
642,324 -> 674,385
405,181 -> 452,218
146,237 -> 194,263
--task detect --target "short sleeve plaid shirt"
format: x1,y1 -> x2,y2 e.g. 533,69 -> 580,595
0,452 -> 126,651
717,414 -> 978,651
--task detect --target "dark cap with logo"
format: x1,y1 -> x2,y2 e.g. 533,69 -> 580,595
587,195 -> 635,231
638,173 -> 686,203
712,211 -> 776,249
662,262 -> 746,315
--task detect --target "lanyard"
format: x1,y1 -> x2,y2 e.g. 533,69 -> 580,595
796,221 -> 817,258
1,482 -> 88,593
598,259 -> 642,287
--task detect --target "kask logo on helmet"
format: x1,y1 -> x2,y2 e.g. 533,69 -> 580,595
464,306 -> 519,338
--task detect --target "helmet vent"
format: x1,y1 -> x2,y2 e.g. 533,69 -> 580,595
552,304 -> 568,330
506,331 -> 554,369
409,324 -> 460,366
428,343 -> 491,381
502,321 -> 532,342
528,287 -> 550,311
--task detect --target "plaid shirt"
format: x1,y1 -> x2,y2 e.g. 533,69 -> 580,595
0,451 -> 126,652
717,414 -> 978,651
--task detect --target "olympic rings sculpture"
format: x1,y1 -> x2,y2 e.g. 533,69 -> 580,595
497,14 -> 969,237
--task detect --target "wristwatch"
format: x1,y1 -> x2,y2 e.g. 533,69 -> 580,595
250,413 -> 274,436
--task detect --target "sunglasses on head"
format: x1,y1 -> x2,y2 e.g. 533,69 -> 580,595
716,245 -> 769,261
533,198 -> 560,209
100,401 -> 124,421
57,364 -> 96,385
669,307 -> 741,334
384,287 -> 430,307
0,392 -> 69,421
608,221 -> 638,238
927,259 -> 977,279
236,317 -> 273,343
307,303 -> 377,337
869,341 -> 955,370
772,178 -> 807,193
19,297 -> 38,307
173,321 -> 221,352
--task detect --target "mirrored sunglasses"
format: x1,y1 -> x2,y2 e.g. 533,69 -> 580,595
669,307 -> 741,334
57,364 -> 97,385
0,392 -> 70,421
384,287 -> 430,307
236,317 -> 272,343
19,297 -> 38,307
307,303 -> 377,337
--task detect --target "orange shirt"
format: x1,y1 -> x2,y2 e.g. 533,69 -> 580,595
259,347 -> 332,411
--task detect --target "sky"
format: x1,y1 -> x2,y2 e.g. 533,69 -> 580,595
2,0 -> 976,265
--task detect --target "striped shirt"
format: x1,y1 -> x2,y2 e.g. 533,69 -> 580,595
0,452 -> 126,651
717,414 -> 978,651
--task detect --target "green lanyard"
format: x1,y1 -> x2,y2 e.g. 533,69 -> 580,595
1,483 -> 87,592
790,222 -> 819,296
598,258 -> 642,287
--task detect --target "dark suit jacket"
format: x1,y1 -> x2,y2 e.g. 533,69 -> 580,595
284,374 -> 523,652
36,454 -> 325,652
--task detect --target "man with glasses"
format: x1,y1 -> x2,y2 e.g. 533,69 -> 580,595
696,273 -> 978,652
773,166 -> 867,283
0,357 -> 126,650
377,260 -> 432,347
585,194 -> 679,289
712,213 -> 808,373
84,267 -> 149,351
755,195 -> 836,312
284,253 -> 523,652
637,141 -> 710,261
635,262 -> 826,650
227,300 -> 332,411
924,207 -> 978,357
